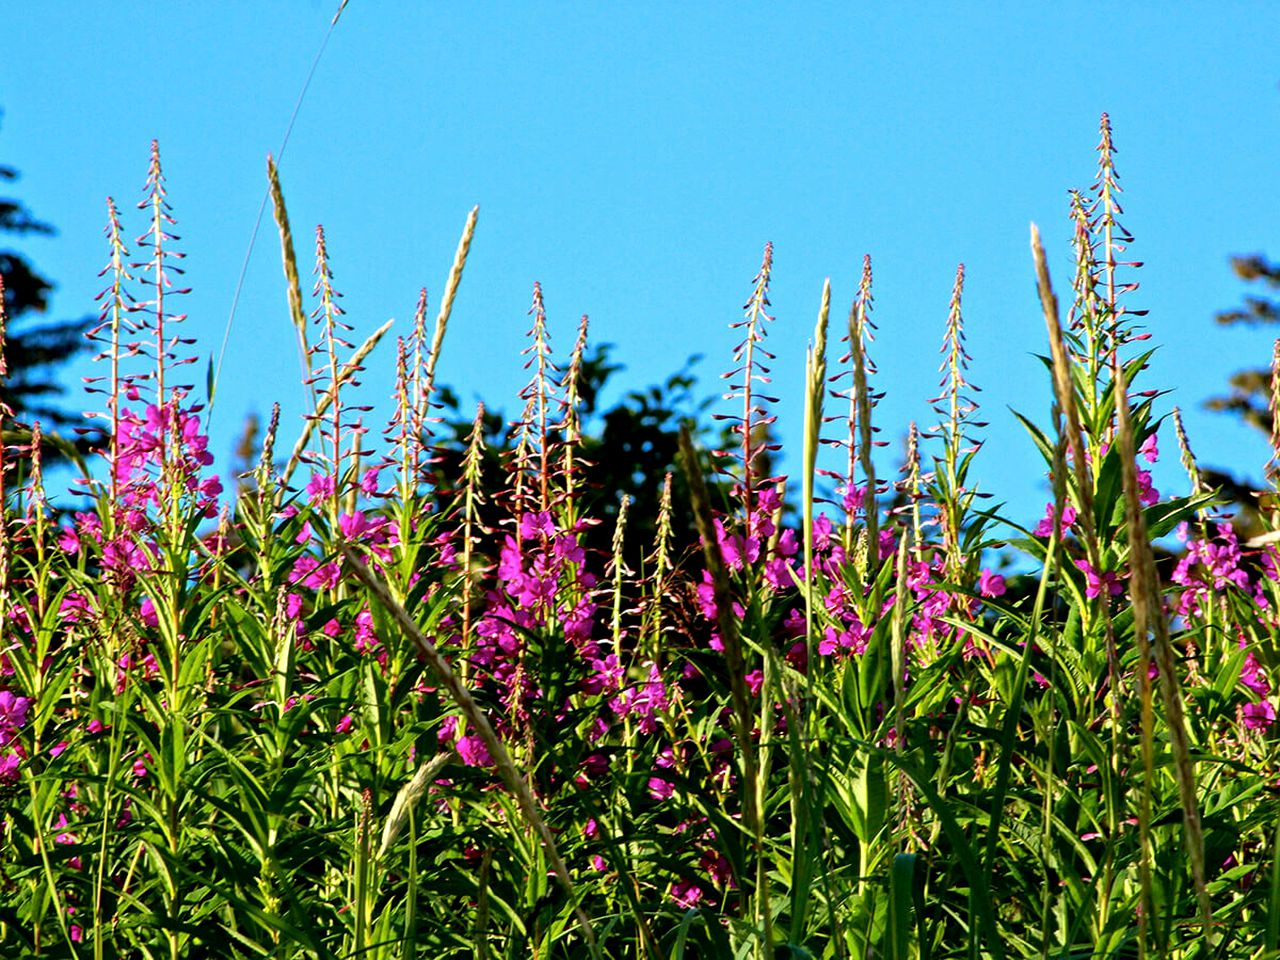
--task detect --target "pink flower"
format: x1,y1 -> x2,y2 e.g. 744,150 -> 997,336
700,847 -> 735,887
306,473 -> 335,503
456,734 -> 494,768
812,514 -> 833,552
1034,502 -> 1077,537
139,597 -> 159,629
978,569 -> 1007,598
713,519 -> 758,571
338,511 -> 371,540
335,714 -> 355,735
519,510 -> 555,542
1242,653 -> 1270,697
553,534 -> 585,566
878,529 -> 897,561
1135,468 -> 1159,507
1139,434 -> 1159,464
1261,550 -> 1279,583
647,775 -> 674,801
841,483 -> 866,515
1243,700 -> 1276,731
0,691 -> 32,737
1075,560 -> 1124,599
54,813 -> 76,845
695,571 -> 718,619
670,880 -> 702,909
290,557 -> 341,591
764,557 -> 795,591
353,613 -> 379,655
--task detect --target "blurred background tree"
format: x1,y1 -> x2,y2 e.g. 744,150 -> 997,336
1,112 -> 95,465
1201,252 -> 1280,534
1205,253 -> 1280,434
432,345 -> 727,573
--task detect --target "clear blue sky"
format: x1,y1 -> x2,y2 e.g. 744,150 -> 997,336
4,2 -> 1278,525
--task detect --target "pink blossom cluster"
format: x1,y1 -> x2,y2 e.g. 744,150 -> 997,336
0,690 -> 31,781
115,400 -> 222,518
1170,521 -> 1279,730
1172,523 -> 1258,618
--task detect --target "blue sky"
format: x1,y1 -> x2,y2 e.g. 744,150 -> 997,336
4,2 -> 1278,525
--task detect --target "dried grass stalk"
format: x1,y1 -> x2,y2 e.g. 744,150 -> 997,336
378,750 -> 452,860
802,280 -> 830,662
1114,356 -> 1214,943
424,205 -> 479,394
267,155 -> 309,374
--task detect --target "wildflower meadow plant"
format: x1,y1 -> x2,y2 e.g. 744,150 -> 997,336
0,116 -> 1277,960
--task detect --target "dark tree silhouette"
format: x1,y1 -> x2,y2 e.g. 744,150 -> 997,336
432,344 -> 726,572
1205,253 -> 1280,437
1,118 -> 95,460
1199,252 -> 1280,536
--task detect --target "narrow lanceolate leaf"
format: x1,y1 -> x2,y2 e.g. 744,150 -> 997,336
337,545 -> 603,960
267,154 -> 310,373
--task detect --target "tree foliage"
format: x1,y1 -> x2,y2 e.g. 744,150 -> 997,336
1205,253 -> 1280,436
0,119 -> 94,452
432,344 -> 730,572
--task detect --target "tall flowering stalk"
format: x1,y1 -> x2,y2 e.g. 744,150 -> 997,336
458,403 -> 489,672
641,472 -> 675,664
511,281 -> 558,515
387,291 -> 432,500
927,264 -> 985,579
385,204 -> 477,501
304,225 -> 369,527
825,255 -> 883,556
134,142 -> 188,418
1113,331 -> 1213,946
558,313 -> 591,523
83,198 -> 137,510
1093,114 -> 1146,361
717,243 -> 779,521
